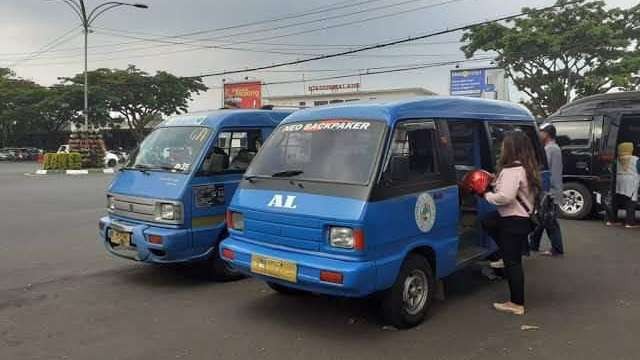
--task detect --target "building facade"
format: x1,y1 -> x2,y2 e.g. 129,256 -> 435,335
263,87 -> 437,108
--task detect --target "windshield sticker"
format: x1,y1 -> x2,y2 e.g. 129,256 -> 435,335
174,163 -> 190,171
163,115 -> 207,127
282,120 -> 371,133
190,128 -> 210,143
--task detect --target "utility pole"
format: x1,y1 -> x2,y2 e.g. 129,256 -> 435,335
55,1 -> 148,131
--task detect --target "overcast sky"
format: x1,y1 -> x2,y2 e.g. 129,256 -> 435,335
1,0 -> 636,110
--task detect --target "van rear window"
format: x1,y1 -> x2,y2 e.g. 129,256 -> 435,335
553,121 -> 592,147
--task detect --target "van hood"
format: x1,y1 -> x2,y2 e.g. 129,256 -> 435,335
108,170 -> 188,200
231,188 -> 366,222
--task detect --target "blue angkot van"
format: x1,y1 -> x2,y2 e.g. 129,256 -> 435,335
99,109 -> 292,280
220,97 -> 547,326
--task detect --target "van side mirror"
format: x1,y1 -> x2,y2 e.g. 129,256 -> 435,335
388,156 -> 410,182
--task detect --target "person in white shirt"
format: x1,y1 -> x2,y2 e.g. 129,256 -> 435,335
606,142 -> 640,228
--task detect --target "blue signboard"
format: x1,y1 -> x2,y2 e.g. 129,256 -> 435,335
450,69 -> 486,97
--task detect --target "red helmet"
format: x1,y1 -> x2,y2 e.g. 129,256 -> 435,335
461,169 -> 494,195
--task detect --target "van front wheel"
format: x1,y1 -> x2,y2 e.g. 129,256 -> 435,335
559,182 -> 592,220
381,254 -> 435,329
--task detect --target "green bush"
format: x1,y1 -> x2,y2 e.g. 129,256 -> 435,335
42,152 -> 83,170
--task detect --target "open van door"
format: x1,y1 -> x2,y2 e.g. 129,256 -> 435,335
595,114 -> 620,212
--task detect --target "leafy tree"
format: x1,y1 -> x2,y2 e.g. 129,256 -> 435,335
34,84 -> 111,133
65,65 -> 207,141
0,68 -> 44,147
461,0 -> 640,117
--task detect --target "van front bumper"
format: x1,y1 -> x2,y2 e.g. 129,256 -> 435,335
220,236 -> 377,297
99,216 -> 217,264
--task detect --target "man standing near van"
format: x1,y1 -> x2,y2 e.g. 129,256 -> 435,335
530,123 -> 565,256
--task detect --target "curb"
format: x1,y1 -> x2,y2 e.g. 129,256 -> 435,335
32,168 -> 115,175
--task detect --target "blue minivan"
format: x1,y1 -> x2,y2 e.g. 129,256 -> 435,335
99,109 -> 292,280
220,97 -> 547,327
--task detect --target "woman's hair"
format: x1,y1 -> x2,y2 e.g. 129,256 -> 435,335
497,130 -> 541,194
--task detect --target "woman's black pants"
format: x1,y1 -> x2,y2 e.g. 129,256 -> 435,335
483,213 -> 532,306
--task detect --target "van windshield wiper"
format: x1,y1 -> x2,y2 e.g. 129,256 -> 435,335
271,169 -> 304,178
119,164 -> 152,173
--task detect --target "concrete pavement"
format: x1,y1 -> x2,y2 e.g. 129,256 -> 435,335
1,162 -> 639,360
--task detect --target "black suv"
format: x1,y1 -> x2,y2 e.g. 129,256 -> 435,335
548,92 -> 640,219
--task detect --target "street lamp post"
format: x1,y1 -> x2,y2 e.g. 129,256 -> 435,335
55,1 -> 148,131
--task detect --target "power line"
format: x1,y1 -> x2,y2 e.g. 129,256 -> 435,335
262,57 -> 493,85
0,0 -> 463,60
96,0 -> 467,50
189,1 -> 580,79
7,25 -> 81,67
27,0 -> 463,65
2,0 -> 388,58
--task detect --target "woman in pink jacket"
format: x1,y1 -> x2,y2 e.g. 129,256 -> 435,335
483,131 -> 541,315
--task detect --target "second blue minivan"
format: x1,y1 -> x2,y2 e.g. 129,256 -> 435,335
99,109 -> 291,280
220,97 -> 547,327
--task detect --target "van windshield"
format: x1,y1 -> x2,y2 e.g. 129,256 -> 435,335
129,126 -> 211,173
246,119 -> 386,185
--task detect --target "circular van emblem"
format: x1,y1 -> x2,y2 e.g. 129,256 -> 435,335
414,192 -> 437,233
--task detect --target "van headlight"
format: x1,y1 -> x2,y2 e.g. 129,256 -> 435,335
329,227 -> 364,250
107,195 -> 115,211
155,202 -> 182,222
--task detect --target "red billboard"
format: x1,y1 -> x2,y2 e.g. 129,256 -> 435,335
223,81 -> 262,109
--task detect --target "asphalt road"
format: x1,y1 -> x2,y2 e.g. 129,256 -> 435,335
1,162 -> 639,360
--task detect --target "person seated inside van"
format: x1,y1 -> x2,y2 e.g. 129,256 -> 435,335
229,149 -> 253,170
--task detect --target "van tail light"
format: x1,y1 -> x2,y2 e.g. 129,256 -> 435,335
147,234 -> 163,245
353,229 -> 365,250
226,210 -> 244,231
222,248 -> 235,261
320,271 -> 343,284
225,210 -> 233,228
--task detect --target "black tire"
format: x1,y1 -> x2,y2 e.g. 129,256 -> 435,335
267,281 -> 308,296
203,231 -> 245,282
107,159 -> 117,168
380,253 -> 435,329
206,250 -> 245,282
559,182 -> 593,220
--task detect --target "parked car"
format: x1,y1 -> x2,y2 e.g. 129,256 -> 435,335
57,144 -> 121,168
547,91 -> 640,219
1,147 -> 39,161
0,149 -> 15,161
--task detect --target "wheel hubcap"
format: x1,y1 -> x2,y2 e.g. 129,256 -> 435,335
561,189 -> 585,215
402,269 -> 428,315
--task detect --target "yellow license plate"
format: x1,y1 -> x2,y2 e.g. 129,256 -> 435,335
110,229 -> 131,247
251,255 -> 297,283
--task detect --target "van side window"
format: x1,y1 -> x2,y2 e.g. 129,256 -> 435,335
449,121 -> 493,179
199,129 -> 263,175
488,123 -> 546,169
553,121 -> 592,147
390,122 -> 439,182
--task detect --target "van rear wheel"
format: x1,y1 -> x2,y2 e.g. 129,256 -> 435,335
380,253 -> 434,329
560,182 -> 593,220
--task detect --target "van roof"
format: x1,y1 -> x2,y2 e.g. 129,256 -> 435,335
551,91 -> 640,117
158,109 -> 294,129
282,96 -> 534,125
